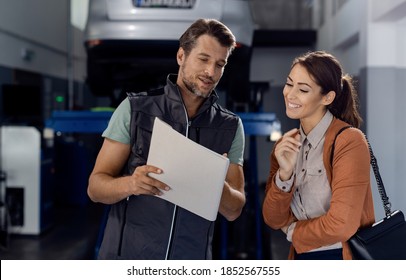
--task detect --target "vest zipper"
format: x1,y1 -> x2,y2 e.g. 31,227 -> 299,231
164,205 -> 178,259
164,103 -> 190,260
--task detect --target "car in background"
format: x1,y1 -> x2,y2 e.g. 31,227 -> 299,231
84,0 -> 255,108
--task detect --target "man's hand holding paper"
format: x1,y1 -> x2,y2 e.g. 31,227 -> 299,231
147,117 -> 230,221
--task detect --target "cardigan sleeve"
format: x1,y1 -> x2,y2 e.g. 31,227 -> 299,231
292,128 -> 372,253
262,141 -> 296,229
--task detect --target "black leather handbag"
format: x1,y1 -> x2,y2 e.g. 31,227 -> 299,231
332,127 -> 406,260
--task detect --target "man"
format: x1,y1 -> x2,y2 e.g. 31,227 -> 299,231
87,18 -> 246,259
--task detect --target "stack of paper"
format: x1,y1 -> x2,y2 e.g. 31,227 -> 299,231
147,117 -> 230,221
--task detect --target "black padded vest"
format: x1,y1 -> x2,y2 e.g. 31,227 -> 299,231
98,75 -> 239,259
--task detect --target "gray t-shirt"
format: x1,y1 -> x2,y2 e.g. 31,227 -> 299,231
102,98 -> 245,166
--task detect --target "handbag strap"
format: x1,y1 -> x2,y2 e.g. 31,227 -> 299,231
331,126 -> 392,217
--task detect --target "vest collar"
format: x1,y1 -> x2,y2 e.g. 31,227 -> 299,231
166,74 -> 219,117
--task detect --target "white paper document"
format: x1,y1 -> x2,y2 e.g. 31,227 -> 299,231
147,117 -> 230,221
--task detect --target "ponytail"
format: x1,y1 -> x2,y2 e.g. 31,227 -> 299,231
328,74 -> 362,128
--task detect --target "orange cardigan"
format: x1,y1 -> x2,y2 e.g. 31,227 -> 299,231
262,118 -> 375,260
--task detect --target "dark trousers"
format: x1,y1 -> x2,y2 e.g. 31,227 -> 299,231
294,248 -> 343,260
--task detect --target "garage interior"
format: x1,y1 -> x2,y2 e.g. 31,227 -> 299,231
1,0 -> 406,260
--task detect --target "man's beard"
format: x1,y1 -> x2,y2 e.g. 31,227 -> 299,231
181,66 -> 216,98
182,76 -> 211,98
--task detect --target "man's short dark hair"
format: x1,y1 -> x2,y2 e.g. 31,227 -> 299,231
179,18 -> 236,56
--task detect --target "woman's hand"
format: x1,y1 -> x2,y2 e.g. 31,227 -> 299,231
274,128 -> 301,181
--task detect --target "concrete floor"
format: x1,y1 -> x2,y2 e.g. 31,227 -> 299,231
0,202 -> 289,260
0,203 -> 104,260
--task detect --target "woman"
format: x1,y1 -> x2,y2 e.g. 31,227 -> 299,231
262,51 -> 375,260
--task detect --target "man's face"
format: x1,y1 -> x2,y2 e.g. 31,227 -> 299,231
177,34 -> 230,98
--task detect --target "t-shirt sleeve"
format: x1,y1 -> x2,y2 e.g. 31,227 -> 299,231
228,117 -> 245,166
101,98 -> 131,144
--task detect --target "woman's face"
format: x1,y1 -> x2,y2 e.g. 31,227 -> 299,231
283,63 -> 331,132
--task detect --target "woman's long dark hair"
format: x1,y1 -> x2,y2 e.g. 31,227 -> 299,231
292,50 -> 362,128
